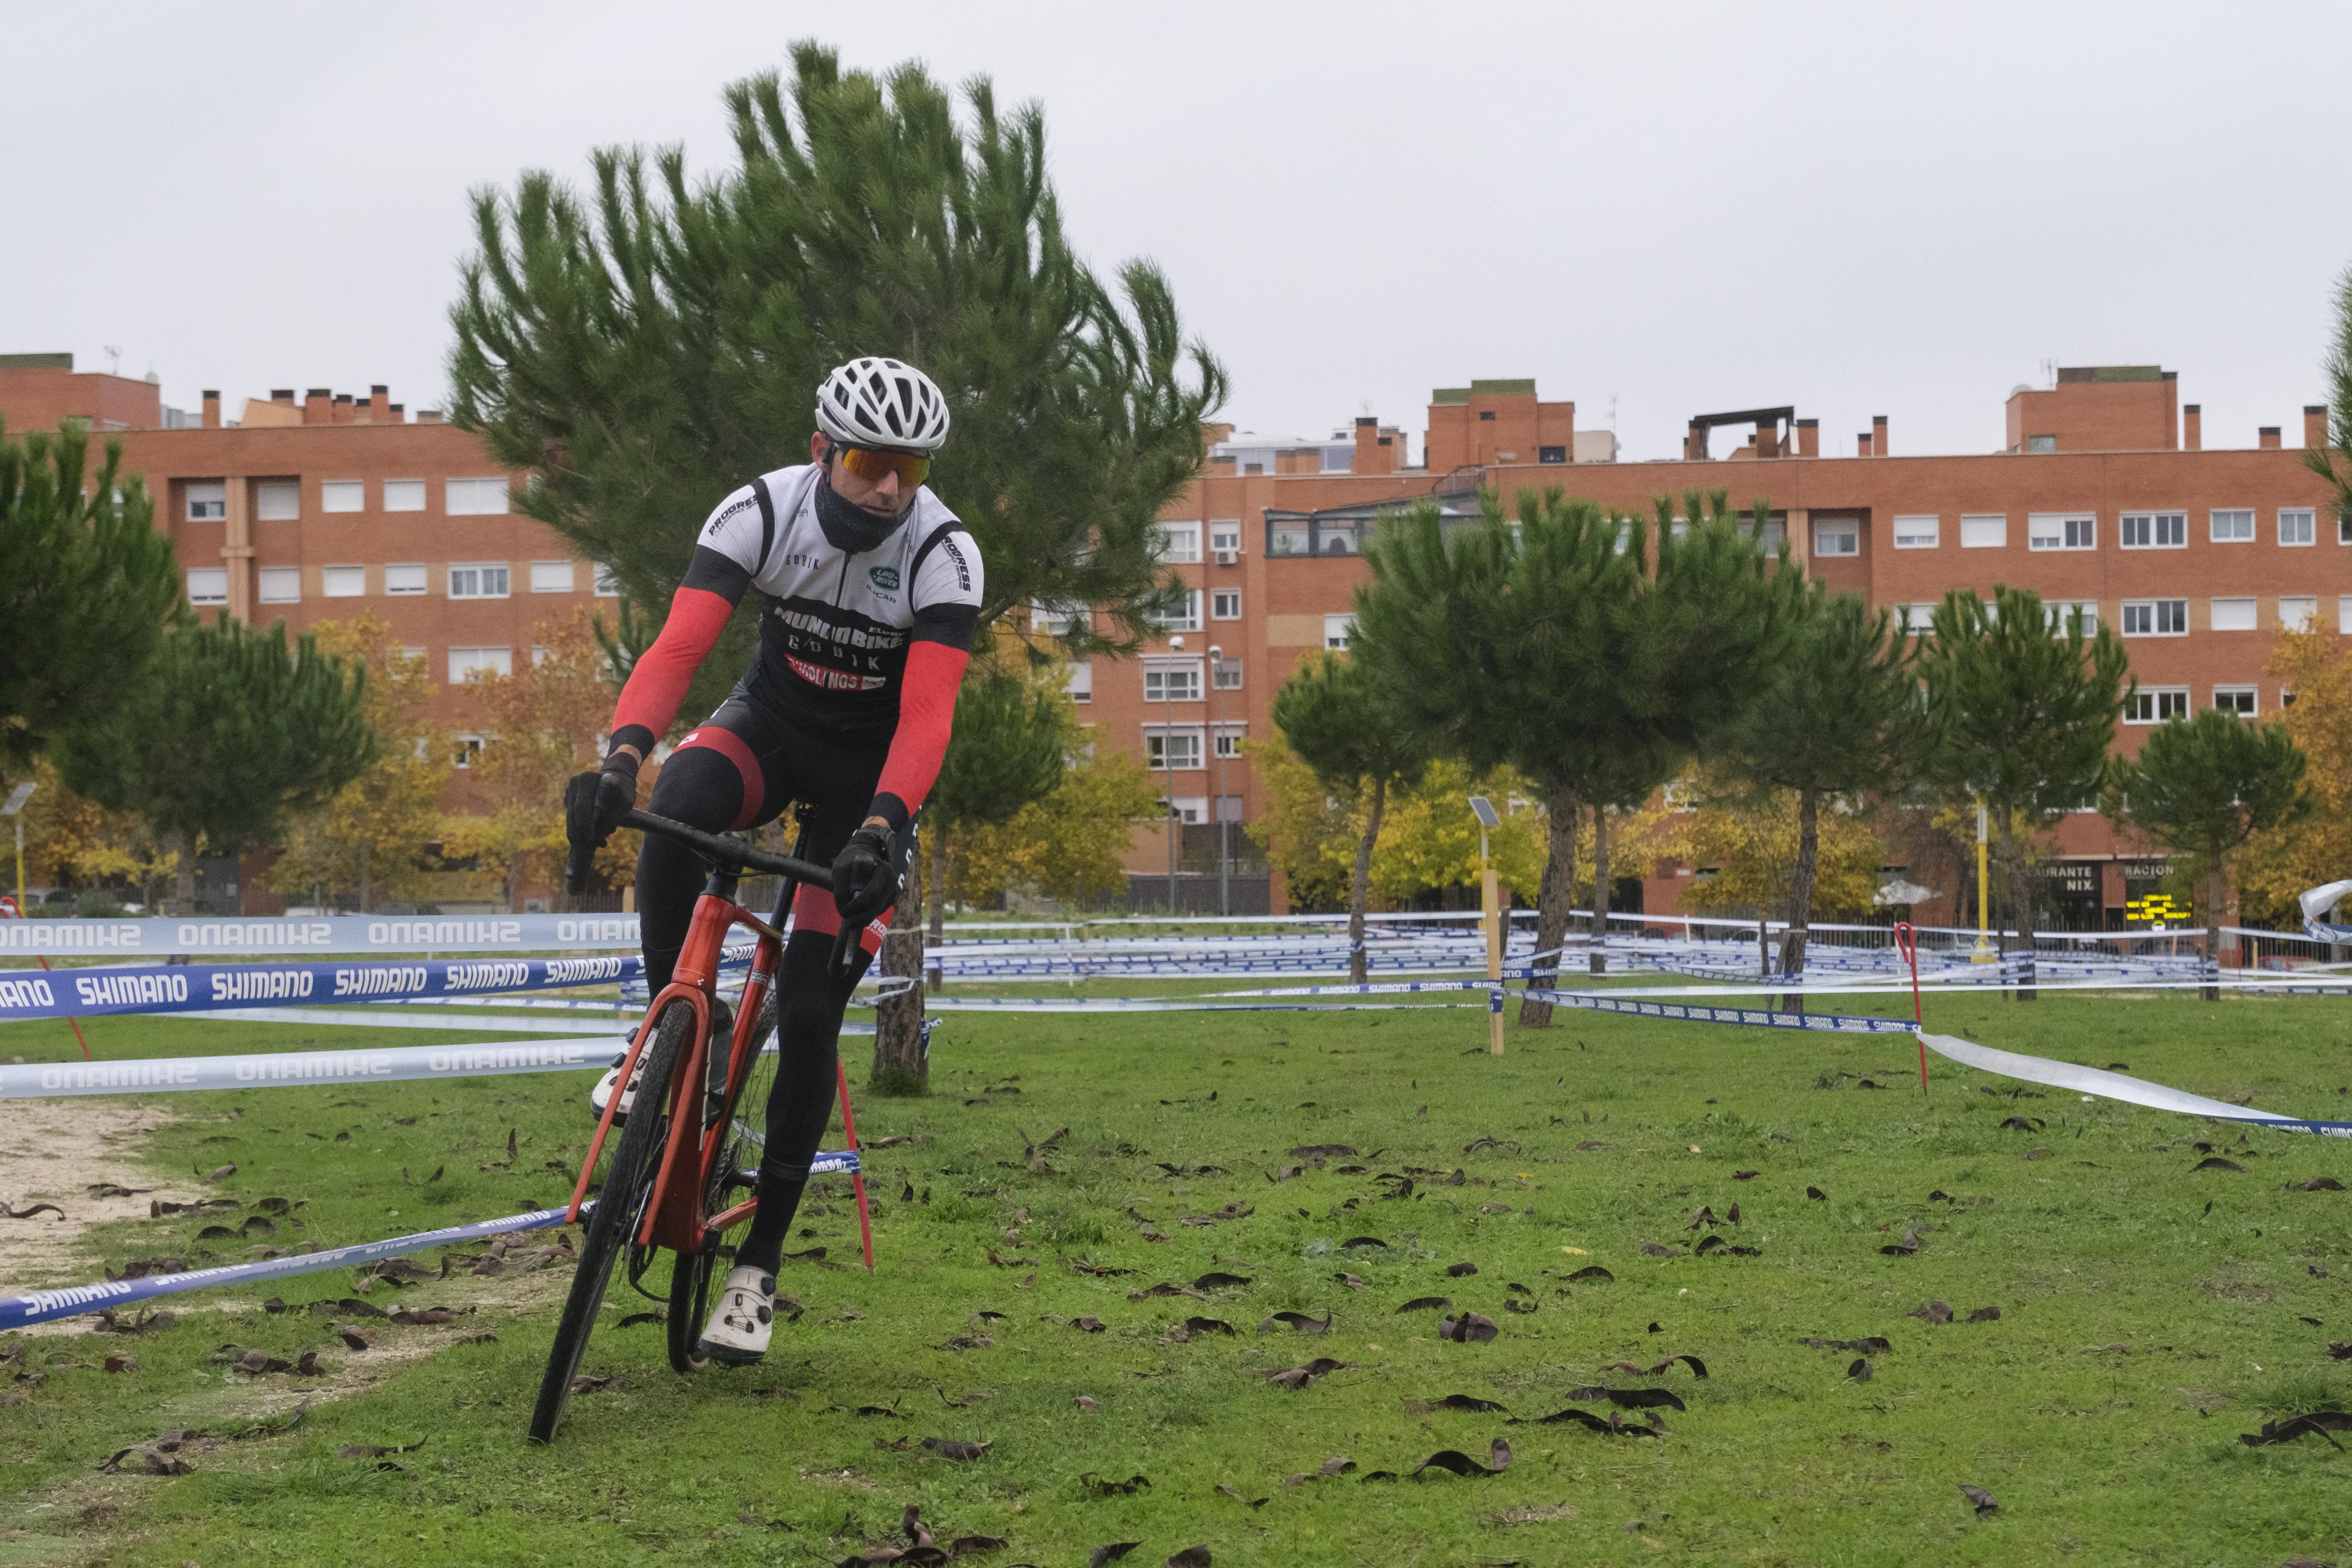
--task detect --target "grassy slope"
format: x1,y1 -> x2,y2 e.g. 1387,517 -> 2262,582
0,992 -> 2349,1567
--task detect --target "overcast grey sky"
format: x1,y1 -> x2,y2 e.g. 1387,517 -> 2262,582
7,1 -> 2348,464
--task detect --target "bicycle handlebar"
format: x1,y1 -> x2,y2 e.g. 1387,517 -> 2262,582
563,808 -> 837,896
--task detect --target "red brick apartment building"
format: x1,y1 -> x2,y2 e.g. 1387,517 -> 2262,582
0,353 -> 606,910
1094,368 -> 2344,924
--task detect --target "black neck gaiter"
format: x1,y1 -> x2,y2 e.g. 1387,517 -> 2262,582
814,473 -> 907,557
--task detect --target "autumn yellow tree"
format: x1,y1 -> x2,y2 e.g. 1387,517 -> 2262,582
18,756 -> 175,910
2237,628 -> 2352,922
268,613 -> 447,912
1665,784 -> 1886,929
950,749 -> 1161,910
444,610 -> 623,911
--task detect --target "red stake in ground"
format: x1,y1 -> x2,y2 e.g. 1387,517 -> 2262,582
1894,921 -> 1925,1091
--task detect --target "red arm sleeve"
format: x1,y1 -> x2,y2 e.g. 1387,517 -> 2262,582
609,585 -> 735,750
871,639 -> 970,826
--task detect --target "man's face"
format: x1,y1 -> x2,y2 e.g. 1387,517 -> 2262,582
812,434 -> 913,518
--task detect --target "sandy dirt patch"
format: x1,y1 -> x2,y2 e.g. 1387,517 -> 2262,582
0,1098 -> 202,1302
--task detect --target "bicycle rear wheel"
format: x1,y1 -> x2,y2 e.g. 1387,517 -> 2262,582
669,993 -> 780,1372
529,1000 -> 691,1444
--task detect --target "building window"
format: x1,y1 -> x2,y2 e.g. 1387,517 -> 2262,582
322,565 -> 366,598
446,478 -> 511,516
2026,435 -> 2057,454
1812,519 -> 1859,556
2121,599 -> 2188,636
1144,728 -> 1204,771
186,568 -> 228,606
1213,658 -> 1243,690
2210,597 -> 2257,632
1161,795 -> 1208,824
384,479 -> 426,513
1959,514 -> 2006,548
1149,589 -> 1202,634
528,560 -> 576,594
255,480 -> 300,522
448,647 -> 513,684
319,480 -> 364,514
257,566 -> 301,604
453,734 -> 485,769
1538,445 -> 1567,464
185,481 -> 226,522
2044,600 -> 2097,635
2281,508 -> 2316,546
2123,687 -> 2191,724
385,563 -> 427,596
2210,509 -> 2255,543
1153,521 -> 1202,564
2213,686 -> 2257,716
1267,520 -> 1310,557
2120,511 -> 2187,549
1213,724 -> 1247,759
2280,596 -> 2318,631
1210,522 -> 1242,557
1066,661 -> 1092,703
1904,603 -> 1938,633
1031,601 -> 1079,636
1892,515 -> 1939,549
448,563 -> 510,599
1324,613 -> 1354,650
2341,512 -> 2352,546
1211,588 -> 1242,621
593,562 -> 619,597
1142,657 -> 1204,703
2028,513 -> 2095,551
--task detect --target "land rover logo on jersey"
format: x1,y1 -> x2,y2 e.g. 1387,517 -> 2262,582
868,566 -> 901,592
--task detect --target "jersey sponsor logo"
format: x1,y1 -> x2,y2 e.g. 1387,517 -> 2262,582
938,536 -> 973,592
787,654 -> 891,692
868,565 -> 900,592
704,494 -> 759,537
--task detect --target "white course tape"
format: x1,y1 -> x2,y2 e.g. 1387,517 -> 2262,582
0,1144 -> 870,1329
0,1039 -> 608,1099
1915,1031 -> 2352,1137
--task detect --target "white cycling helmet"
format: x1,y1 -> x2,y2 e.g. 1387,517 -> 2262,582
814,357 -> 951,453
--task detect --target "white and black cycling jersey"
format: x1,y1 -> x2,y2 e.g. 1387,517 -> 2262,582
682,462 -> 983,737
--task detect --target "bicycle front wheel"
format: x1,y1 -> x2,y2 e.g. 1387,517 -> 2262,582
669,993 -> 780,1373
529,1000 -> 691,1444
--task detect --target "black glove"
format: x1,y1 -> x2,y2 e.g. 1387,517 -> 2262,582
830,822 -> 899,927
564,759 -> 637,852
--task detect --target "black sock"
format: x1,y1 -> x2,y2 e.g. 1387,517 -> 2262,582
735,1169 -> 806,1277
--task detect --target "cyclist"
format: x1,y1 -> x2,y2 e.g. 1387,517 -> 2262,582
564,356 -> 979,1365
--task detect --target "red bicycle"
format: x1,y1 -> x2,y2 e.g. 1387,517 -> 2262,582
530,808 -> 875,1444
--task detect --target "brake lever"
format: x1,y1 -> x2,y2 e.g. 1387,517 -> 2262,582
827,921 -> 863,986
563,843 -> 594,896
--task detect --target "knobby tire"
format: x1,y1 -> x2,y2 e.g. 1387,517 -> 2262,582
528,1001 -> 690,1444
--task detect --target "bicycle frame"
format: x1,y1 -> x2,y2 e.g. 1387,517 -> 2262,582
564,850 -> 875,1269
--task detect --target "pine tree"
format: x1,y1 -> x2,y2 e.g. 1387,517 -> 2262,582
1713,582 -> 1918,998
1271,652 -> 1431,985
2103,706 -> 2310,1000
1916,586 -> 2129,998
449,42 -> 1225,725
1354,488 -> 1794,1023
0,421 -> 182,788
54,618 -> 374,916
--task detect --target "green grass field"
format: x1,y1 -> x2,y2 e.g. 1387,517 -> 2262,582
2,986 -> 2350,1567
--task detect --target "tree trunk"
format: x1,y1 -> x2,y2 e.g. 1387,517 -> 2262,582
925,824 -> 948,995
1348,776 -> 1387,987
2203,859 -> 2223,1002
870,821 -> 928,1094
174,829 -> 198,918
1779,788 -> 1821,1011
1588,805 -> 1611,977
1517,776 -> 1581,1028
1997,825 -> 2037,1002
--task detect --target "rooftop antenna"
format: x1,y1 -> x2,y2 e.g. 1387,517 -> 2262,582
2041,357 -> 2056,389
103,344 -> 121,376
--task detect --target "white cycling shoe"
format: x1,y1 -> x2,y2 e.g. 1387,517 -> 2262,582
588,1037 -> 645,1122
697,1264 -> 776,1365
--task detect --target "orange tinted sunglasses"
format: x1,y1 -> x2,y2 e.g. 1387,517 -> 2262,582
834,444 -> 931,488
